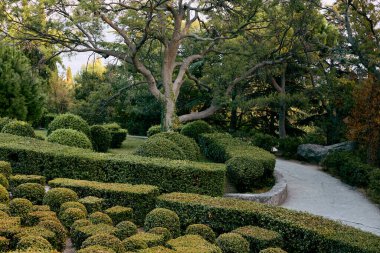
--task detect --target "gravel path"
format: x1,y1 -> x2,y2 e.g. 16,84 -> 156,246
276,158 -> 380,235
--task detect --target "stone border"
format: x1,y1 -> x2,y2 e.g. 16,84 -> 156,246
223,170 -> 287,206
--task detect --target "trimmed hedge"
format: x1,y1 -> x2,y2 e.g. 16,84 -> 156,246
0,134 -> 225,196
79,196 -> 104,213
157,193 -> 380,253
167,235 -> 221,253
48,178 -> 159,224
9,198 -> 33,218
180,120 -> 212,142
185,224 -> 216,243
105,206 -> 133,225
1,120 -> 36,138
47,113 -> 90,137
259,248 -> 287,253
10,174 -> 46,189
59,207 -> 87,228
48,129 -> 92,150
90,125 -> 112,152
127,232 -> 165,248
134,137 -> 186,160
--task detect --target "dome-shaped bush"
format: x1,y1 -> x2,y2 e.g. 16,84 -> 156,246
226,156 -> 265,192
9,198 -> 33,217
81,233 -> 124,253
115,221 -> 137,240
216,233 -> 250,253
0,174 -> 9,189
38,219 -> 67,250
151,132 -> 201,161
122,237 -> 148,251
88,212 -> 113,225
79,196 -> 104,213
135,137 -> 186,160
0,161 -> 12,178
185,224 -> 216,243
13,183 -> 45,204
148,227 -> 172,242
147,125 -> 161,137
90,125 -> 112,152
144,208 -> 180,237
48,113 -> 90,136
1,120 -> 36,138
0,185 -> 9,204
16,235 -> 53,250
60,207 -> 87,228
180,120 -> 212,141
60,201 -> 87,216
43,187 -> 78,212
47,129 -> 92,149
70,219 -> 93,235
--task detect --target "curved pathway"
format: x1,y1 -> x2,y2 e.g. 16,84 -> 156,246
276,158 -> 380,236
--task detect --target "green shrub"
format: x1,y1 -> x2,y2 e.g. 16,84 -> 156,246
47,113 -> 90,136
167,235 -> 221,253
0,210 -> 8,218
0,161 -> 11,178
134,137 -> 186,160
0,236 -> 10,252
31,205 -> 51,211
151,132 -> 201,161
60,201 -> 87,216
16,235 -> 53,250
122,237 -> 148,251
147,125 -> 161,137
259,248 -> 287,253
216,233 -> 250,253
81,233 -> 124,253
278,137 -> 303,158
250,132 -> 278,152
25,210 -> 57,226
49,178 -> 159,224
70,219 -> 92,236
71,224 -> 117,248
115,221 -> 137,240
0,185 -> 9,204
90,125 -> 112,152
232,226 -> 283,253
78,245 -> 116,253
40,113 -> 57,129
79,196 -> 104,213
43,187 -> 78,212
10,174 -> 46,189
13,183 -> 45,204
157,193 -> 380,253
127,232 -> 165,248
148,227 -> 172,242
139,246 -> 175,253
368,169 -> 380,204
0,203 -> 9,213
0,174 -> 8,189
9,198 -> 33,218
38,219 -> 67,250
1,120 -> 36,138
89,212 -> 113,225
181,120 -> 212,141
14,226 -> 57,248
302,132 -> 326,145
59,207 -> 87,228
0,117 -> 13,132
144,208 -> 180,237
105,206 -> 133,225
48,129 -> 92,149
185,224 -> 216,243
103,123 -> 128,148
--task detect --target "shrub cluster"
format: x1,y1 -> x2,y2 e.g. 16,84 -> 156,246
71,223 -> 117,248
1,120 -> 36,138
47,113 -> 90,137
47,129 -> 92,150
90,125 -> 112,152
216,233 -> 250,253
144,208 -> 180,238
103,123 -> 127,148
157,192 -> 380,253
185,224 -> 216,243
135,137 -> 186,160
180,120 -> 212,142
43,187 -> 79,212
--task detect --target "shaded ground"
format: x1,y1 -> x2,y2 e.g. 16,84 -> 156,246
276,158 -> 380,236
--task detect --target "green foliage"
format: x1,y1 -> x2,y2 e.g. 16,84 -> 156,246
105,206 -> 133,225
134,137 -> 186,160
148,227 -> 172,242
0,185 -> 9,204
181,120 -> 212,141
38,219 -> 67,250
81,233 -> 124,253
48,129 -> 92,149
13,183 -> 45,204
167,235 -> 221,253
250,132 -> 278,152
185,224 -> 216,243
368,169 -> 380,204
259,248 -> 287,253
147,125 -> 161,137
0,161 -> 12,178
10,174 -> 46,189
115,221 -> 137,240
60,201 -> 87,216
157,193 -> 380,253
0,118 -> 13,132
42,187 -> 79,212
0,174 -> 9,189
144,208 -> 180,238
79,196 -> 104,214
103,123 -> 127,148
88,212 -> 113,225
9,198 -> 33,218
216,233 -> 250,253
70,219 -> 93,236
78,245 -> 116,253
1,120 -> 36,138
0,236 -> 10,252
127,232 -> 165,248
122,236 -> 148,251
47,113 -> 91,136
278,137 -> 304,158
16,235 -> 53,250
90,125 -> 112,152
72,223 -> 117,248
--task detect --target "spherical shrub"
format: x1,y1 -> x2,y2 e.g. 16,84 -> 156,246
259,248 -> 287,253
43,187 -> 78,212
16,235 -> 53,250
79,196 -> 104,213
180,120 -> 212,141
0,161 -> 12,178
148,227 -> 172,242
0,185 -> 9,204
216,233 -> 250,253
82,233 -> 124,253
38,220 -> 67,250
88,212 -> 113,225
135,137 -> 186,160
60,201 -> 87,216
47,129 -> 92,149
47,113 -> 90,136
90,125 -> 112,152
0,117 -> 13,131
0,174 -> 9,189
9,198 -> 33,217
13,183 -> 45,204
1,120 -> 36,138
147,125 -> 161,137
185,224 -> 216,243
226,156 -> 265,192
78,245 -> 117,253
102,123 -> 127,148
122,237 -> 148,251
59,207 -> 87,228
104,206 -> 133,225
115,221 -> 137,240
144,208 -> 180,237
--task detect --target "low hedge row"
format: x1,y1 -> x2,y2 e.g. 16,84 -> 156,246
48,178 -> 159,224
157,193 -> 380,253
0,134 -> 225,196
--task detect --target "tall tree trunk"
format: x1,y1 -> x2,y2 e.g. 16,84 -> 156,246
163,96 -> 176,131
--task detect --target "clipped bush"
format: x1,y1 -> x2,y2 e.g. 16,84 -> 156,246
70,219 -> 92,235
127,232 -> 165,248
147,125 -> 161,137
0,117 -> 13,131
216,233 -> 250,253
103,123 -> 127,148
60,201 -> 87,216
81,233 -> 124,253
135,137 -> 186,160
144,208 -> 180,238
1,120 -> 36,138
181,120 -> 212,142
0,174 -> 8,189
167,234 -> 221,253
148,227 -> 172,242
9,198 -> 33,218
0,210 -> 8,218
122,237 -> 148,251
90,125 -> 112,152
71,224 -> 117,248
43,187 -> 78,212
259,248 -> 287,253
368,169 -> 380,204
139,246 -> 175,253
14,226 -> 57,248
250,132 -> 278,152
185,224 -> 216,243
78,245 -> 117,253
10,174 -> 45,189
115,221 -> 137,240
32,205 -> 51,212
0,185 -> 9,204
278,137 -> 303,158
89,212 -> 113,225
79,196 -> 104,213
0,161 -> 12,178
13,183 -> 45,204
38,219 -> 67,250
59,207 -> 87,228
105,206 -> 133,225
48,129 -> 92,149
25,210 -> 57,226
16,235 -> 52,250
47,113 -> 90,136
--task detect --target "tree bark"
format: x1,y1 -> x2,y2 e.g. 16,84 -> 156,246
271,67 -> 287,139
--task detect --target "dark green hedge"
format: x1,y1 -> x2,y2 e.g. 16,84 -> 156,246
157,193 -> 380,253
0,134 -> 225,196
48,178 -> 159,224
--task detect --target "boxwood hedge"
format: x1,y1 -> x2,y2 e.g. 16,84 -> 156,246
0,133 -> 225,196
157,193 -> 380,253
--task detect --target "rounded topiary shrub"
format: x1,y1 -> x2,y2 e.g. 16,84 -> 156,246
226,156 -> 265,192
9,198 -> 33,218
13,183 -> 45,204
122,237 -> 148,251
148,227 -> 172,242
144,208 -> 180,237
47,113 -> 90,136
185,224 -> 216,243
216,233 -> 250,253
180,120 -> 212,141
60,201 -> 87,216
81,233 -> 124,253
16,235 -> 53,250
135,137 -> 186,160
90,125 -> 112,152
0,161 -> 12,178
1,120 -> 36,138
259,248 -> 288,253
88,212 -> 113,225
43,187 -> 78,212
0,174 -> 9,189
48,129 -> 92,149
70,219 -> 93,235
60,207 -> 87,228
115,221 -> 138,240
38,219 -> 67,249
0,185 -> 9,204
147,125 -> 161,137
